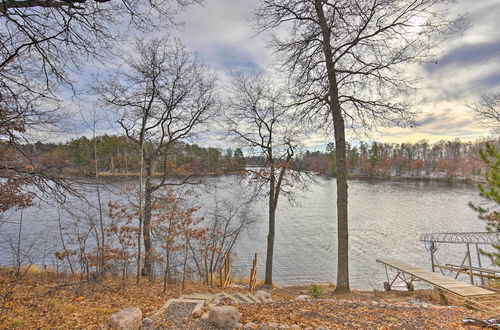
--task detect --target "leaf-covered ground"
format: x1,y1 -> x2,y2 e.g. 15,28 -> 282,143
0,270 -> 490,329
0,269 -> 232,329
237,299 -> 488,329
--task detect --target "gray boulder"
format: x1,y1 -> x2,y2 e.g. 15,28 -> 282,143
208,306 -> 241,328
108,307 -> 142,330
295,295 -> 310,301
140,318 -> 153,329
255,290 -> 272,301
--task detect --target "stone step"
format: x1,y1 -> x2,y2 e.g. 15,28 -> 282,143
149,298 -> 205,320
232,292 -> 257,303
180,293 -> 214,304
211,291 -> 274,304
228,293 -> 251,303
213,292 -> 232,300
247,293 -> 265,303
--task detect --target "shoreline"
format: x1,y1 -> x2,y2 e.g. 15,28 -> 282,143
56,169 -> 482,185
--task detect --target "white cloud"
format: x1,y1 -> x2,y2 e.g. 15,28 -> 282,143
44,0 -> 499,147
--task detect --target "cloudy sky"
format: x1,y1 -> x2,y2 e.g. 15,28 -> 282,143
62,0 -> 498,150
169,0 -> 499,149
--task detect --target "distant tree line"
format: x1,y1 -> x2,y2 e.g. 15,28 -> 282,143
13,136 -> 499,181
296,138 -> 499,181
18,136 -> 246,175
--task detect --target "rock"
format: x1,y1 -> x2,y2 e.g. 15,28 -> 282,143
462,318 -> 491,328
244,322 -> 257,328
295,295 -> 310,301
258,323 -> 268,330
406,299 -> 424,306
140,318 -> 153,328
207,303 -> 217,310
108,307 -> 142,330
208,306 -> 241,328
290,325 -> 301,329
192,307 -> 203,318
255,290 -> 272,300
280,325 -> 290,329
201,313 -> 209,321
234,323 -> 244,328
268,322 -> 279,329
316,327 -> 326,330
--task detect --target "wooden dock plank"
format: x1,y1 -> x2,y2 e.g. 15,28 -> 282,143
376,258 -> 496,297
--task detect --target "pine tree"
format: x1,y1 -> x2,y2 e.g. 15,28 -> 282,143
469,142 -> 500,266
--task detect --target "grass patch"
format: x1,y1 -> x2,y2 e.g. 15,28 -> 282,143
8,318 -> 25,328
308,283 -> 325,298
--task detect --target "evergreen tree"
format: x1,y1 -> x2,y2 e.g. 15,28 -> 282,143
469,142 -> 499,266
233,148 -> 246,169
369,142 -> 381,169
326,142 -> 336,175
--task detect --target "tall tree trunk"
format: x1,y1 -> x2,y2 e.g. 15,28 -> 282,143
315,0 -> 350,293
264,165 -> 276,286
94,127 -> 105,277
136,145 -> 144,283
143,165 -> 153,279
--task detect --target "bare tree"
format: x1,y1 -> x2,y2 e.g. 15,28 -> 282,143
190,184 -> 257,287
254,0 -> 458,292
96,37 -> 218,280
0,0 -> 199,136
225,71 -> 306,286
0,0 -> 201,213
468,92 -> 500,133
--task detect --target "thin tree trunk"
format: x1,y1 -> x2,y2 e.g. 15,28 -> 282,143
93,123 -> 105,277
264,165 -> 276,286
163,247 -> 170,293
315,0 -> 350,293
15,210 -> 23,277
181,234 -> 189,291
56,206 -> 75,276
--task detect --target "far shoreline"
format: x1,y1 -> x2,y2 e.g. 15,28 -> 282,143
55,169 -> 482,185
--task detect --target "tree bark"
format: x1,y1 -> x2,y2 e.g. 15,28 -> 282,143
265,165 -> 277,286
142,163 -> 153,279
314,0 -> 350,293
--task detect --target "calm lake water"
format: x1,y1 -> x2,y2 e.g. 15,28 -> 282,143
0,176 -> 491,290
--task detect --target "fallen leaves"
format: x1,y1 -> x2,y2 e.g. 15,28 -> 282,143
237,299 -> 489,329
0,270 -> 223,329
0,270 -> 492,329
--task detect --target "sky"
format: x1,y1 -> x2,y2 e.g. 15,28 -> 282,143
59,0 -> 499,150
170,0 -> 500,150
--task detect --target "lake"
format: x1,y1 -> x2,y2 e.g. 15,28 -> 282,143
0,176 -> 491,290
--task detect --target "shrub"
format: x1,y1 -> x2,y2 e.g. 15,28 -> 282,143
308,283 -> 324,298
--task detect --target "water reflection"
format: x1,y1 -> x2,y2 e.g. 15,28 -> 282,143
0,177 -> 488,290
